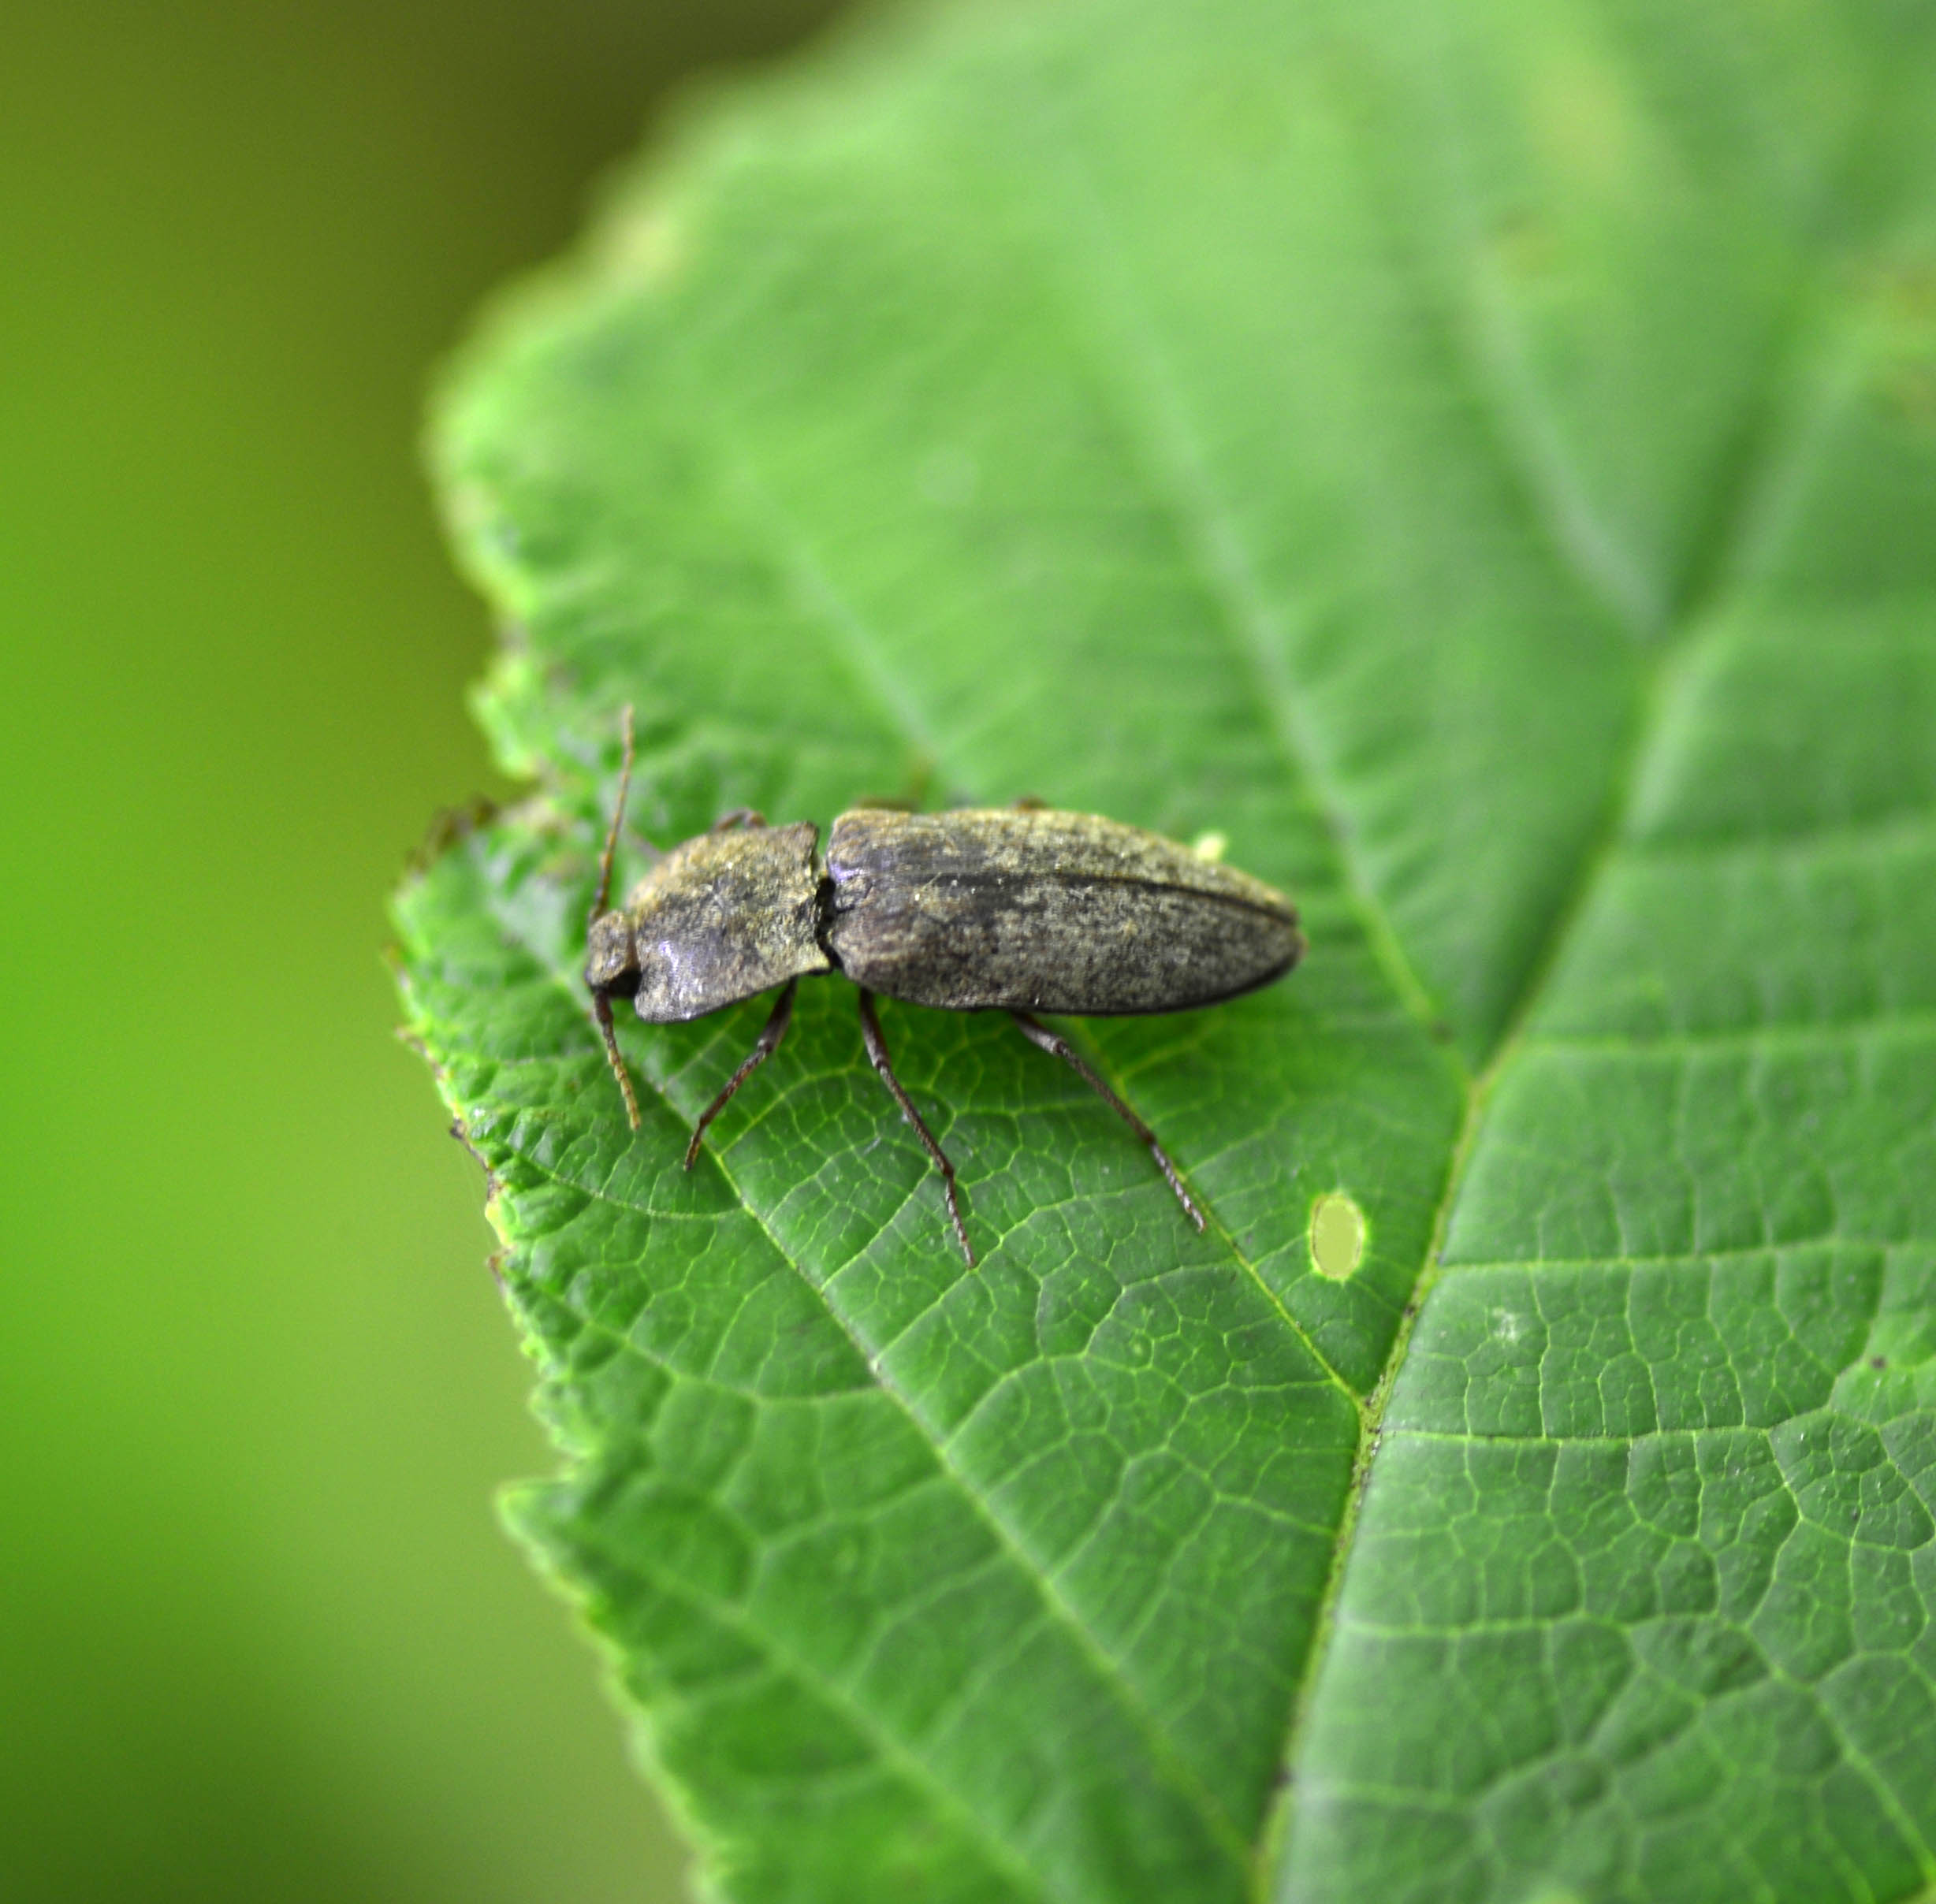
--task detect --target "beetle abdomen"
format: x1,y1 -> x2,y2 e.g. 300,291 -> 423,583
824,808 -> 1303,1015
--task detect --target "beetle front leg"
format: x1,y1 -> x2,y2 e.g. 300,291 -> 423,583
684,980 -> 797,1170
592,991 -> 643,1131
1008,1012 -> 1205,1233
856,991 -> 975,1266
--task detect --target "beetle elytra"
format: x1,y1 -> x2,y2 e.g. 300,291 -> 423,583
585,711 -> 1304,1264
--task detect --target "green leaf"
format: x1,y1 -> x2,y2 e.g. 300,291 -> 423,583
393,0 -> 1936,1897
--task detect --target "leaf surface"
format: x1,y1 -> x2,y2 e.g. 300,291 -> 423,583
394,2 -> 1936,1898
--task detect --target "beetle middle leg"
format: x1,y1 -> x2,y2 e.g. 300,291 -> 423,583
856,991 -> 975,1266
1008,1012 -> 1205,1233
684,980 -> 798,1170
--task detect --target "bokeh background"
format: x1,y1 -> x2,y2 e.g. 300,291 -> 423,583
1,5 -> 843,1898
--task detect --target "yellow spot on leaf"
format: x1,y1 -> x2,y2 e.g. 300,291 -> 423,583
1310,1191 -> 1365,1281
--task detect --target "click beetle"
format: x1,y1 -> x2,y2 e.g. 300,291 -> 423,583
584,712 -> 1304,1263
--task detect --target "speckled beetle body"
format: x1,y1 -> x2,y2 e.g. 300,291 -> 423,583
585,713 -> 1304,1264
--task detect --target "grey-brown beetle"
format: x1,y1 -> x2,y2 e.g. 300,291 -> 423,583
585,712 -> 1304,1264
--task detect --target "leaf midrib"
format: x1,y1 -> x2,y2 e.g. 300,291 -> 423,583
1259,160 -> 1865,1904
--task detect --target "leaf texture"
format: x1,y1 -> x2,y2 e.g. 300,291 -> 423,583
394,1 -> 1936,1898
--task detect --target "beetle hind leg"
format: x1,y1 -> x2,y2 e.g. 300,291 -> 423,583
856,991 -> 975,1266
1009,1012 -> 1204,1233
684,980 -> 798,1170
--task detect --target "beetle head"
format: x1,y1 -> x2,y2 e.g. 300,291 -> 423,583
583,907 -> 639,997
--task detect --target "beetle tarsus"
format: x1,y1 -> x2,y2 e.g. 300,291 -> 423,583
710,807 -> 767,833
593,991 -> 643,1132
685,980 -> 798,1170
1009,1011 -> 1204,1232
857,990 -> 975,1266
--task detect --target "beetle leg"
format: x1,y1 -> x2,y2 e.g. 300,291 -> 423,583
710,807 -> 767,832
856,991 -> 975,1267
1008,1012 -> 1204,1233
684,980 -> 798,1170
592,991 -> 643,1132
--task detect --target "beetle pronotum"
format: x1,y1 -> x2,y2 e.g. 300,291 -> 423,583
585,711 -> 1304,1263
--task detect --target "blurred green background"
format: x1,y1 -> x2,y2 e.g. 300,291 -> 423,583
0,4 -> 840,1898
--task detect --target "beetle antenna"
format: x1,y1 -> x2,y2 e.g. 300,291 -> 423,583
591,705 -> 635,925
592,991 -> 642,1131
